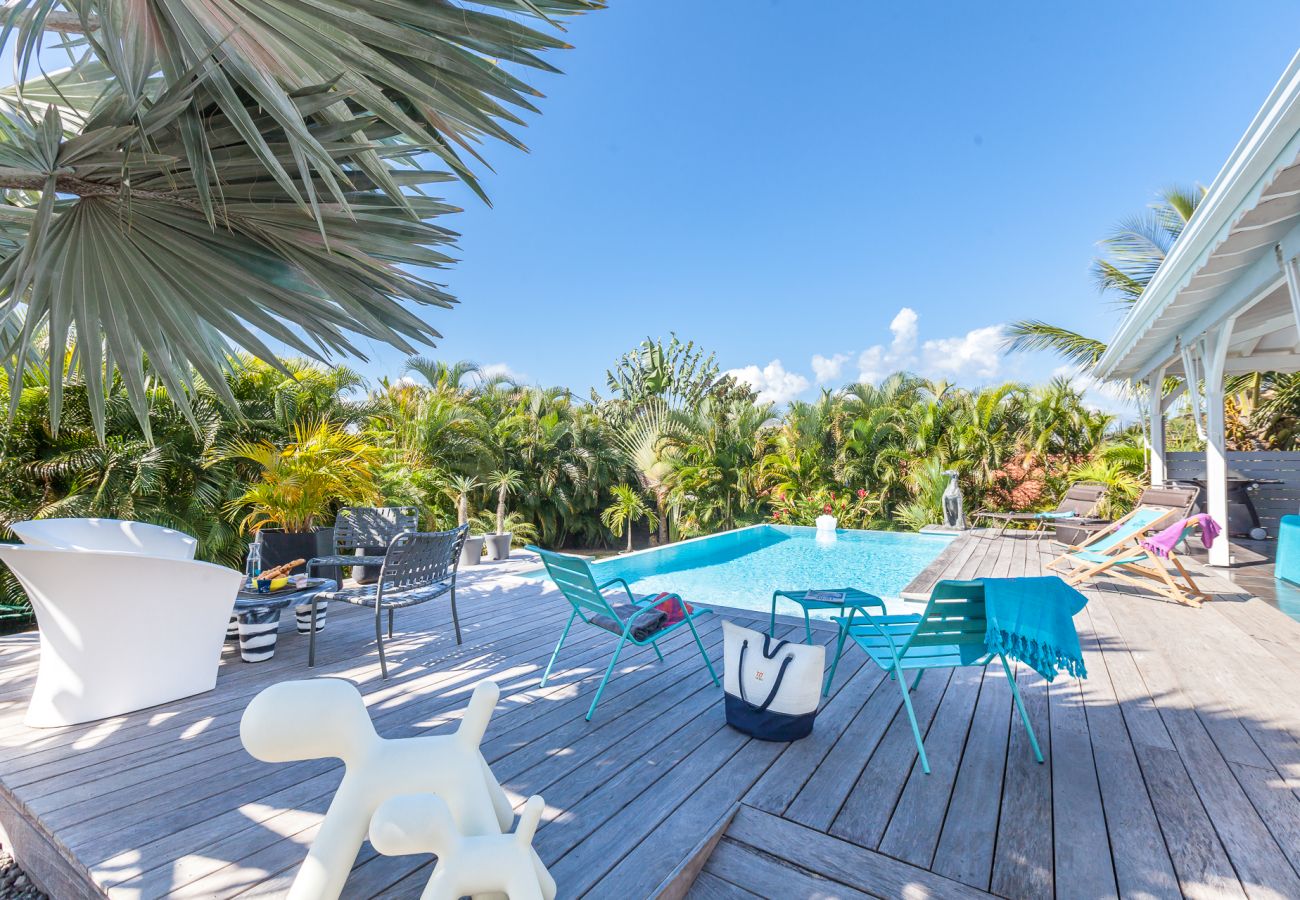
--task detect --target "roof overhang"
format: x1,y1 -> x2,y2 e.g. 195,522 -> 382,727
1096,50 -> 1300,381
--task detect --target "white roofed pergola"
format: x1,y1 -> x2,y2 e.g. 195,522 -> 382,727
1096,50 -> 1300,565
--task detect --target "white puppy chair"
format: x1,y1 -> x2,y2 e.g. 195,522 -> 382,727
240,678 -> 517,900
370,793 -> 556,900
2,518 -> 239,727
11,517 -> 199,558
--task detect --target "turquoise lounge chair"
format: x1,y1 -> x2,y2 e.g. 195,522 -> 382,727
526,546 -> 720,720
827,579 -> 1043,775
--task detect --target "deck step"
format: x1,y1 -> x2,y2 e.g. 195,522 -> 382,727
687,804 -> 996,899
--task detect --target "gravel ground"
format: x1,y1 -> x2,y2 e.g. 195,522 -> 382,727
0,840 -> 45,900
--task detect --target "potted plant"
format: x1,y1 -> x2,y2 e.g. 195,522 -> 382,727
445,475 -> 485,566
223,420 -> 380,574
601,484 -> 658,554
483,469 -> 524,560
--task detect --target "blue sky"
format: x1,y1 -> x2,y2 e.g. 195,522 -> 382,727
354,0 -> 1297,409
11,3 -> 1300,408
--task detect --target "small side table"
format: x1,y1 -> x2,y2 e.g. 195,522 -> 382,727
230,578 -> 337,663
769,587 -> 886,644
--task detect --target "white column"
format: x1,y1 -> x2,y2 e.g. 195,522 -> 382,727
1202,322 -> 1234,567
1146,368 -> 1166,486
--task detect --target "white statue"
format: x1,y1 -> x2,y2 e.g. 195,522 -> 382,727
370,793 -> 557,900
240,678 -> 515,900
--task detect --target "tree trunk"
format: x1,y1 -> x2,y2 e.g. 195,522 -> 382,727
497,486 -> 507,534
457,494 -> 468,527
626,523 -> 633,553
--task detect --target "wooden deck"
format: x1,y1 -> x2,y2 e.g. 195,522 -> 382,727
2,534 -> 1300,898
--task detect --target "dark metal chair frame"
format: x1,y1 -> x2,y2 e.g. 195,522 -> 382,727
308,524 -> 469,677
306,506 -> 420,578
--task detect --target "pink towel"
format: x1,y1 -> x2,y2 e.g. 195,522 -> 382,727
1140,513 -> 1222,558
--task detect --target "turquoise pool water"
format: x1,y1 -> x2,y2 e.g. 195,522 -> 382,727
527,525 -> 954,620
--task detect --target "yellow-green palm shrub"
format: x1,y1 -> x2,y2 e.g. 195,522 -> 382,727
221,420 -> 381,533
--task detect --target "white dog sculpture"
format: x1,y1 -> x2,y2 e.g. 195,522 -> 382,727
240,677 -> 515,900
370,793 -> 557,900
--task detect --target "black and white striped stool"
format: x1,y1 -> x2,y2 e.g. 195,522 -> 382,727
295,599 -> 328,635
236,606 -> 283,663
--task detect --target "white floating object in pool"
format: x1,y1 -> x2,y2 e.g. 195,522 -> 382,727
815,514 -> 838,532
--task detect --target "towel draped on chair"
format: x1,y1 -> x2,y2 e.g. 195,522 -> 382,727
982,576 -> 1088,681
1140,513 -> 1221,558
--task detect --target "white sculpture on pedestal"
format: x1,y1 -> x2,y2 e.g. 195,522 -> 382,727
370,793 -> 557,900
240,678 -> 517,900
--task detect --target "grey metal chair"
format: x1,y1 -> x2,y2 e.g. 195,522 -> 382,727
307,525 -> 469,677
307,506 -> 420,584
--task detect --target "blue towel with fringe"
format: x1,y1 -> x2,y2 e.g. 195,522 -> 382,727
982,576 -> 1088,681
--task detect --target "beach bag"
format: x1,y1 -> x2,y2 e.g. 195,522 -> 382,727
723,620 -> 824,741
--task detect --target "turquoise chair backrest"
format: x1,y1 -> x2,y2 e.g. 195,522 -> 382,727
1087,506 -> 1171,554
527,546 -> 620,619
901,579 -> 989,666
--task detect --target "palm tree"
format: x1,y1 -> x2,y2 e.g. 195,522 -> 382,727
0,2 -> 600,435
602,484 -> 657,553
1004,185 -> 1205,368
444,475 -> 483,529
486,470 -> 525,536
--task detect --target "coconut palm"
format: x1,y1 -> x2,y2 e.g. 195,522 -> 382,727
0,1 -> 599,434
601,484 -> 657,553
1004,185 -> 1205,368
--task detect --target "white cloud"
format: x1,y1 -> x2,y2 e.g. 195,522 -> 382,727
857,307 -> 919,383
921,325 -> 1004,381
1052,365 -> 1134,416
479,362 -> 526,383
811,352 -> 850,384
725,360 -> 811,405
390,375 -> 418,389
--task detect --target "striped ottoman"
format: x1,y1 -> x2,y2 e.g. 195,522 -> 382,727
232,577 -> 338,664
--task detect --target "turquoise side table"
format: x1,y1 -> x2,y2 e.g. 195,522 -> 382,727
769,587 -> 885,644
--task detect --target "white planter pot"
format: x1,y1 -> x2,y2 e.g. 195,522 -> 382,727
485,533 -> 513,560
460,535 -> 485,567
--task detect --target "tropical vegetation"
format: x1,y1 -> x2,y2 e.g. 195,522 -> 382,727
0,336 -> 1152,616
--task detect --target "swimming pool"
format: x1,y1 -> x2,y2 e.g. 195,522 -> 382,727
527,524 -> 954,621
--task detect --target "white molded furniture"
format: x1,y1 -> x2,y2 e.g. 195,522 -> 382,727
10,517 -> 198,559
240,678 -> 517,900
370,793 -> 556,900
1,521 -> 240,728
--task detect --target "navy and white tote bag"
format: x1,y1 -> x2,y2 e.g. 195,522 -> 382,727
723,620 -> 824,741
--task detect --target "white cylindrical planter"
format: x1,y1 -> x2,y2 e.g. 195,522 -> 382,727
460,535 -> 485,567
485,533 -> 512,560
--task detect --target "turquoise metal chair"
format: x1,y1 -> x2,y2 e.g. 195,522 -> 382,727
828,579 -> 1043,775
526,546 -> 720,720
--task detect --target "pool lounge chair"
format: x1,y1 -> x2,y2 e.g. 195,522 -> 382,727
972,482 -> 1107,539
1047,510 -> 1210,607
828,579 -> 1043,775
527,546 -> 719,721
1053,484 -> 1197,547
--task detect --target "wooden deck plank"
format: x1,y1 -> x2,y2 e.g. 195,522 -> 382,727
3,541 -> 1298,899
929,663 -> 1012,890
1096,582 -> 1300,897
724,805 -> 995,899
